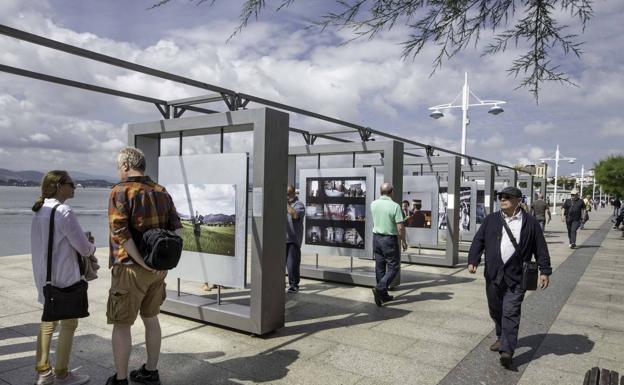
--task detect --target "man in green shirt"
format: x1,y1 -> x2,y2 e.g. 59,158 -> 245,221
370,183 -> 407,306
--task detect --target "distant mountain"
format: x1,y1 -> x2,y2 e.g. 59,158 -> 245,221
202,214 -> 235,224
0,168 -> 116,187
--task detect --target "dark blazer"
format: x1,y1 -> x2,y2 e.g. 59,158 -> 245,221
468,210 -> 552,286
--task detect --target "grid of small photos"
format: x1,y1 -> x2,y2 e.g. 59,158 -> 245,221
305,177 -> 367,249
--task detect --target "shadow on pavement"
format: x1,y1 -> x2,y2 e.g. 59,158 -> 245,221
512,333 -> 594,368
0,328 -> 300,385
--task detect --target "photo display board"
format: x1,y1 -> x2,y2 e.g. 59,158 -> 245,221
402,175 -> 439,246
300,168 -> 374,257
159,153 -> 248,289
438,181 -> 477,242
476,187 -> 486,226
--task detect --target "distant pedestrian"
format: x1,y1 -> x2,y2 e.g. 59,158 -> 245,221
370,183 -> 407,306
106,147 -> 182,385
581,195 -> 592,229
286,184 -> 305,293
613,197 -> 621,217
561,189 -> 585,248
468,186 -> 551,369
31,171 -> 95,385
530,193 -> 551,232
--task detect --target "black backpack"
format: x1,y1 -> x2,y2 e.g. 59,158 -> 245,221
139,228 -> 183,270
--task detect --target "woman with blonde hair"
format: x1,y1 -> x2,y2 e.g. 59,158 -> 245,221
31,170 -> 95,385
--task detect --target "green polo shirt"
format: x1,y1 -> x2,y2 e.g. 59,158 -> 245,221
371,195 -> 403,235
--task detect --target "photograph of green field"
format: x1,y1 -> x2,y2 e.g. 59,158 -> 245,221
164,183 -> 238,257
180,221 -> 235,256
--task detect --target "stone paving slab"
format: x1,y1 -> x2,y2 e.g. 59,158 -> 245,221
0,209 -> 621,385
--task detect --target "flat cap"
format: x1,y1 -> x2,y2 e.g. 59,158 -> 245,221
496,186 -> 522,198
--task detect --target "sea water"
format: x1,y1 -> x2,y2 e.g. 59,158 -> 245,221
0,186 -> 111,257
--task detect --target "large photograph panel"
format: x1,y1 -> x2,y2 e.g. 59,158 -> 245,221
300,168 -> 374,257
159,153 -> 248,289
166,184 -> 236,256
402,175 -> 439,246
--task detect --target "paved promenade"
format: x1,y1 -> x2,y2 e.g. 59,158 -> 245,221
1,209 -> 622,384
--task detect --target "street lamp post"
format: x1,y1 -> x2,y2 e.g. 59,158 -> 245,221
580,164 -> 585,196
540,145 -> 576,215
428,72 -> 506,163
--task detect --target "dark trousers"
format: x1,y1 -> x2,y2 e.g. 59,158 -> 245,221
373,234 -> 400,295
566,220 -> 581,245
286,243 -> 301,289
486,279 -> 525,354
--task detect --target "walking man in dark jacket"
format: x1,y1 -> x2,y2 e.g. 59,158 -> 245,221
468,187 -> 552,369
561,189 -> 585,248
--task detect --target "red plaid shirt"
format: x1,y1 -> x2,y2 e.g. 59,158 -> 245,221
108,176 -> 181,266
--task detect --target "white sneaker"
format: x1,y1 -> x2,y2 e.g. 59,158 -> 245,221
54,372 -> 90,385
35,369 -> 55,385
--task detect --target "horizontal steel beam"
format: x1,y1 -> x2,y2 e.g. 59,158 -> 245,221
168,93 -> 224,106
0,24 -> 236,96
0,64 -> 166,105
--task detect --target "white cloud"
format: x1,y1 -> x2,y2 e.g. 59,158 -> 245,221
599,118 -> 624,136
28,133 -> 50,143
0,0 -> 622,178
524,121 -> 555,136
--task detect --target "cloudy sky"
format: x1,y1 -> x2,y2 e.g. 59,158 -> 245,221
165,183 -> 236,217
0,0 -> 622,179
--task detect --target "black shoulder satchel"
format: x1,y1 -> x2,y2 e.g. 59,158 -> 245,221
500,214 -> 538,291
41,204 -> 90,321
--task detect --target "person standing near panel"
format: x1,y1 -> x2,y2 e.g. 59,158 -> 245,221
106,147 -> 182,385
468,186 -> 551,369
561,189 -> 585,249
370,183 -> 407,307
530,193 -> 551,232
286,185 -> 305,293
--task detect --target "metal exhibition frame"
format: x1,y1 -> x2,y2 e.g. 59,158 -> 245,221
129,108 -> 289,335
288,141 -> 404,285
0,24 -> 536,314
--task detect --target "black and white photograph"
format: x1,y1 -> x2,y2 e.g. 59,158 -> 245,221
303,176 -> 368,249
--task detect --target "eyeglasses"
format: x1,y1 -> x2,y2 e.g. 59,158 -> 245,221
62,182 -> 76,189
498,194 -> 513,201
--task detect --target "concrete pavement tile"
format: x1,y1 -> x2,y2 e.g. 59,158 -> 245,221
547,319 -> 605,342
0,329 -> 36,373
0,295 -> 39,318
597,358 -> 624,374
593,341 -> 624,361
398,338 -> 470,369
314,344 -> 447,385
0,267 -> 35,282
354,377 -> 395,385
268,360 -> 363,385
517,364 -> 586,385
372,318 -> 485,350
211,348 -> 301,383
312,326 -> 415,355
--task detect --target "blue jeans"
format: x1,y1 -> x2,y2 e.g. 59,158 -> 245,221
373,234 -> 400,295
286,243 -> 301,289
486,280 -> 525,354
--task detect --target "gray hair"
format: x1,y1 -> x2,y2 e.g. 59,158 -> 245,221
380,182 -> 394,196
117,146 -> 146,171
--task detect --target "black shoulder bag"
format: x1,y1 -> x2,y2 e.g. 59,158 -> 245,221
42,204 -> 90,321
500,214 -> 538,291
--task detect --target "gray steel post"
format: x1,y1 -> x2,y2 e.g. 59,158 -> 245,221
250,108 -> 289,334
446,156 -> 461,266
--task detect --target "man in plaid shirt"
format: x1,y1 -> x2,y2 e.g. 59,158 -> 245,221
106,147 -> 181,385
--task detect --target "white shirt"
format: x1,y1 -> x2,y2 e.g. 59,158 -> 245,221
500,209 -> 522,264
31,198 -> 96,304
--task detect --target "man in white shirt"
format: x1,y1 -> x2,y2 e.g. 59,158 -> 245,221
467,187 -> 552,369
